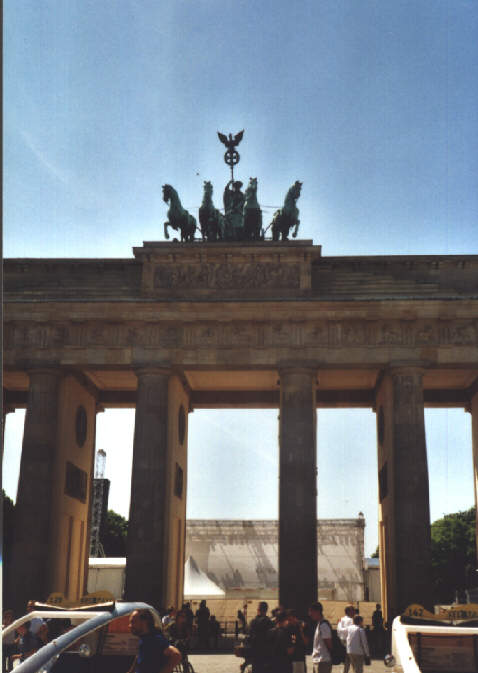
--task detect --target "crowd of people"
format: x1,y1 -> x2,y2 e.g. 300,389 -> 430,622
3,598 -> 386,673
1,598 -> 221,671
2,600 -> 74,671
243,601 -> 385,673
159,600 -> 221,650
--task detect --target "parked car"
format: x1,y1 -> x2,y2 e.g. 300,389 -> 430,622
2,601 -> 160,673
384,607 -> 478,673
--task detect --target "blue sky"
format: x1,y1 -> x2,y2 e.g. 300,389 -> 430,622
3,0 -> 478,555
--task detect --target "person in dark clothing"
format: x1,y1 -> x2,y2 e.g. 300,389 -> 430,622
237,609 -> 247,634
168,610 -> 191,671
249,601 -> 274,673
372,603 -> 385,656
286,609 -> 307,673
128,609 -> 181,673
11,622 -> 40,665
2,610 -> 17,672
371,605 -> 383,630
209,615 -> 221,649
182,603 -> 194,632
268,611 -> 293,673
302,610 -> 318,656
195,600 -> 211,650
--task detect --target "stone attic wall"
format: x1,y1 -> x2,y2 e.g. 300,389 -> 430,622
185,519 -> 365,602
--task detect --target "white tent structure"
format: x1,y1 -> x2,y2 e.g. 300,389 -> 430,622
183,555 -> 225,599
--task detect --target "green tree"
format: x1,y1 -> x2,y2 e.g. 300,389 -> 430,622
100,510 -> 128,557
431,506 -> 476,603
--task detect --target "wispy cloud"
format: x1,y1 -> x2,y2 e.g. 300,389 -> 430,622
19,129 -> 72,186
18,127 -> 107,212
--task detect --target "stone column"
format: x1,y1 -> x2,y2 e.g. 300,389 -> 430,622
470,389 -> 478,561
125,368 -> 171,607
9,369 -> 62,614
2,401 -> 15,463
278,366 -> 317,616
375,366 -> 433,621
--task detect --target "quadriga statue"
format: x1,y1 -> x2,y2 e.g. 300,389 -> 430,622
270,180 -> 302,241
162,184 -> 197,242
199,181 -> 225,241
243,177 -> 263,241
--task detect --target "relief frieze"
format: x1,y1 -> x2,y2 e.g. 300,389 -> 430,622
153,262 -> 301,290
439,322 -> 477,346
4,319 -> 478,352
265,322 -> 299,347
375,322 -> 410,346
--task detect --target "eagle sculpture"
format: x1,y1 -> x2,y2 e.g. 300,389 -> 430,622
217,130 -> 244,150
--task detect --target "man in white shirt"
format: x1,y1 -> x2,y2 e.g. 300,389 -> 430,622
309,602 -> 332,673
337,605 -> 355,673
346,615 -> 370,673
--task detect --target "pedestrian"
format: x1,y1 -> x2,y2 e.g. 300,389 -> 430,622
237,609 -> 247,634
371,604 -> 384,656
2,610 -> 17,673
346,615 -> 370,673
168,610 -> 191,671
271,604 -> 285,624
128,608 -> 181,673
162,607 -> 176,629
268,611 -> 293,673
209,615 -> 221,649
169,610 -> 191,644
37,621 -> 49,647
309,602 -> 333,673
11,621 -> 40,665
182,602 -> 194,632
286,609 -> 307,673
195,599 -> 210,650
26,600 -> 45,636
249,601 -> 274,673
303,607 -> 318,655
337,605 -> 355,673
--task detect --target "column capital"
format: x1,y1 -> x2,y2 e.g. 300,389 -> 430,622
277,361 -> 318,377
134,366 -> 172,380
27,367 -> 64,380
386,361 -> 431,378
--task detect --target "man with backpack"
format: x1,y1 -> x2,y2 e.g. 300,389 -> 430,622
309,602 -> 332,673
249,601 -> 274,673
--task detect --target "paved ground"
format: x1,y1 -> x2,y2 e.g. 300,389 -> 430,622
188,654 -> 388,673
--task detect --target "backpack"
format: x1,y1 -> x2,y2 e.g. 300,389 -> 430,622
321,619 -> 345,665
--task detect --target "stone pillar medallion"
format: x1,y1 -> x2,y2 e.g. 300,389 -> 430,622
9,368 -> 62,613
278,365 -> 318,616
125,367 -> 171,607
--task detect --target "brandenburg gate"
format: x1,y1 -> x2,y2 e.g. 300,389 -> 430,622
4,240 -> 478,620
